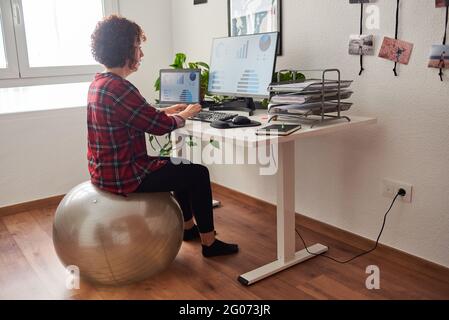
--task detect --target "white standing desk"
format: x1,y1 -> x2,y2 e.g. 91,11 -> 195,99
173,112 -> 377,285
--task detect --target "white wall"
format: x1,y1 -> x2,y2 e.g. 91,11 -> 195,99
0,108 -> 90,205
119,0 -> 173,101
171,0 -> 449,268
0,0 -> 172,205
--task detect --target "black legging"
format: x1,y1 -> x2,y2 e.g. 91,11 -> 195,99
134,158 -> 214,233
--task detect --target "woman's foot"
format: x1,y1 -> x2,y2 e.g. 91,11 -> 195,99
184,225 -> 217,241
183,225 -> 200,241
202,239 -> 239,258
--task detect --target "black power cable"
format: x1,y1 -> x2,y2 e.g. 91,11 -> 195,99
295,188 -> 406,264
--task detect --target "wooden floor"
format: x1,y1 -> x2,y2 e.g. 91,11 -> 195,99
1,184 -> 448,300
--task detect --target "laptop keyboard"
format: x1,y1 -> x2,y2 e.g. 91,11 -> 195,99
189,111 -> 238,123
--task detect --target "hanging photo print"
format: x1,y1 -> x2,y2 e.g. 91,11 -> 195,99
349,0 -> 373,75
428,45 -> 449,69
378,37 -> 413,65
349,35 -> 374,55
431,1 -> 448,80
378,0 -> 413,76
436,0 -> 449,8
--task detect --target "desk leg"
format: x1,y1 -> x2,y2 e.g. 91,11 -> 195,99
238,141 -> 328,286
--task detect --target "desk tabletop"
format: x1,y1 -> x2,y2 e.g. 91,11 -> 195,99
174,111 -> 377,147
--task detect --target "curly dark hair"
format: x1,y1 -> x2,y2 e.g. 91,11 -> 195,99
91,15 -> 146,70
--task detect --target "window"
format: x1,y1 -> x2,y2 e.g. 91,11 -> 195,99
0,0 -> 118,84
0,0 -> 19,79
0,15 -> 6,68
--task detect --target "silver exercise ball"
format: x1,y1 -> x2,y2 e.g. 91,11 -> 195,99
52,181 -> 183,286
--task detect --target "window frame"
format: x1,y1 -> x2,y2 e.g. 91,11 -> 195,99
0,0 -> 119,83
0,0 -> 20,79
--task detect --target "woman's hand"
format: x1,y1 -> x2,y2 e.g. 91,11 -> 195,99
178,104 -> 202,120
164,104 -> 188,115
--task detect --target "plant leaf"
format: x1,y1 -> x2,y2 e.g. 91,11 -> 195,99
273,71 -> 306,83
196,62 -> 209,70
210,139 -> 220,149
159,144 -> 172,156
187,136 -> 197,147
171,53 -> 187,69
296,72 -> 306,81
148,135 -> 157,151
154,77 -> 161,91
187,141 -> 197,147
261,98 -> 269,108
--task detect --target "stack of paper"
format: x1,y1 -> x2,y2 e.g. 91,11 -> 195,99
267,78 -> 354,117
268,80 -> 353,93
270,90 -> 353,105
268,102 -> 353,115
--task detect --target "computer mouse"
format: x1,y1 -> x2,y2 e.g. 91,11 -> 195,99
232,116 -> 251,125
210,120 -> 231,129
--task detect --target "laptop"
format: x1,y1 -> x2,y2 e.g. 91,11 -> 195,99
158,68 -> 238,123
158,69 -> 201,107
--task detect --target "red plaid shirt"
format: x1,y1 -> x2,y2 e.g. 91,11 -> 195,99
87,72 -> 184,194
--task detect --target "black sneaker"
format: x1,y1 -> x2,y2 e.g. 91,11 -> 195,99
202,239 -> 239,257
183,225 -> 200,241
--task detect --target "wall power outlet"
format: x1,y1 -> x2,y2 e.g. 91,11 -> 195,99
382,179 -> 413,203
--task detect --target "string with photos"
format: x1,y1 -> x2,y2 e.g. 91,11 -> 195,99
359,2 -> 365,75
393,0 -> 401,76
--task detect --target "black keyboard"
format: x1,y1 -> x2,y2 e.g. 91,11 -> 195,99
190,111 -> 238,123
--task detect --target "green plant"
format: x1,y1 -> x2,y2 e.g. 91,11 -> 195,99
148,134 -> 219,157
148,134 -> 173,157
273,70 -> 306,83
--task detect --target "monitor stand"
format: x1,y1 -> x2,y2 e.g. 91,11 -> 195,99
209,98 -> 256,116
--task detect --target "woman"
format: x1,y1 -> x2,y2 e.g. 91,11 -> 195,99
88,15 -> 238,258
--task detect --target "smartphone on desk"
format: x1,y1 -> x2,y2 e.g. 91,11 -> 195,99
256,124 -> 302,136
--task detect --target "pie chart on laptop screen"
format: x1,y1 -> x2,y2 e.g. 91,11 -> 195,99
189,72 -> 197,82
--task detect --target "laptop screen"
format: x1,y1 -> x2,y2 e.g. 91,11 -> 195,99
159,69 -> 201,105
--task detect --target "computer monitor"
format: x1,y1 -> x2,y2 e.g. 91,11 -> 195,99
159,69 -> 201,105
208,32 -> 279,115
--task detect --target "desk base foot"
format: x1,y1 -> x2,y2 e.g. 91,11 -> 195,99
238,243 -> 328,286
